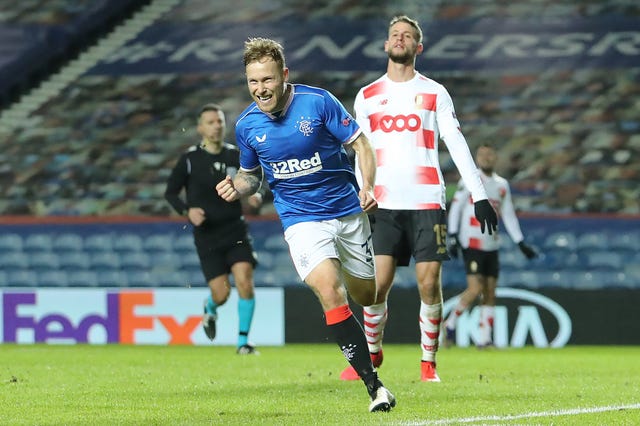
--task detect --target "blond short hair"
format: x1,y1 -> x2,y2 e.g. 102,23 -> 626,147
243,37 -> 286,69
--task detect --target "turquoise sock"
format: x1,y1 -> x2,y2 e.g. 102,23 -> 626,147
205,295 -> 218,316
237,297 -> 255,347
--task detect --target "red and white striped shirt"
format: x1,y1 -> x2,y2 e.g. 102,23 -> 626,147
448,171 -> 524,251
354,72 -> 486,210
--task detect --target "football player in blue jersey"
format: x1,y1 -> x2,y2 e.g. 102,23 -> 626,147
216,37 -> 396,413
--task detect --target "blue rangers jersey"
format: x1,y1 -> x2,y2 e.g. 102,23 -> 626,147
235,84 -> 363,230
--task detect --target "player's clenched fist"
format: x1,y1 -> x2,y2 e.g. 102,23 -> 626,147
216,175 -> 240,202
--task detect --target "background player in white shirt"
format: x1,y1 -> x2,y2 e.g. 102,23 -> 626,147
216,37 -> 396,412
341,15 -> 497,382
445,143 -> 537,347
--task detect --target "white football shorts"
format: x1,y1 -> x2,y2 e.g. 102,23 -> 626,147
283,212 -> 375,282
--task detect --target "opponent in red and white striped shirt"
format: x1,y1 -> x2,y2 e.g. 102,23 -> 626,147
445,144 -> 537,348
340,15 -> 497,383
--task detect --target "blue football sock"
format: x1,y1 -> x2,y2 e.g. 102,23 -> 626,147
205,294 -> 218,316
237,297 -> 255,347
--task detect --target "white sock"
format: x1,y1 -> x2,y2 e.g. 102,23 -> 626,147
419,302 -> 442,362
445,300 -> 467,330
363,302 -> 387,353
479,305 -> 495,344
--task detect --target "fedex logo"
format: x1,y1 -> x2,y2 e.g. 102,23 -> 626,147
2,291 -> 202,345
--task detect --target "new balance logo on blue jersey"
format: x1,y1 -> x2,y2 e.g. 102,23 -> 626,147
270,151 -> 322,179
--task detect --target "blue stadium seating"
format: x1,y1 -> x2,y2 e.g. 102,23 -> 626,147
0,217 -> 637,290
97,270 -> 129,287
173,233 -> 194,253
90,252 -> 121,271
112,234 -> 143,253
52,233 -> 84,252
83,234 -> 114,252
23,234 -> 53,252
143,234 -> 175,253
58,252 -> 92,270
0,233 -> 23,252
8,270 -> 38,287
119,252 -> 151,270
1,251 -> 29,270
38,270 -> 68,287
67,271 -> 99,287
29,252 -> 61,271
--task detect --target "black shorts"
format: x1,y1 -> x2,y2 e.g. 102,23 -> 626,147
461,248 -> 499,278
193,219 -> 257,281
370,209 -> 450,266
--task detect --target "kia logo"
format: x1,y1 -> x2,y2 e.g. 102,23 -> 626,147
443,288 -> 572,348
375,114 -> 422,132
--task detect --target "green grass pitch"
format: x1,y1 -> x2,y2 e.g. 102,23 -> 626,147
1,344 -> 639,425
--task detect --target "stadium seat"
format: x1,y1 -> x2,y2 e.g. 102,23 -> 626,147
148,252 -> 182,272
576,231 -> 609,252
0,271 -> 6,286
67,271 -> 99,287
143,234 -> 175,253
38,270 -> 69,287
0,233 -> 23,252
186,270 -> 206,287
271,252 -> 293,269
126,270 -> 155,287
119,252 -> 151,270
535,270 -> 575,289
8,270 -> 38,287
503,270 -> 540,288
52,233 -> 84,252
500,250 -> 528,269
264,234 -> 289,251
29,252 -> 60,271
179,251 -> 201,272
28,251 -> 60,272
155,270 -> 189,287
608,232 -> 640,252
23,234 -> 53,252
83,234 -> 114,252
255,251 -> 275,269
90,252 -> 121,271
97,270 -> 130,287
572,270 -> 611,290
112,234 -> 143,253
173,233 -> 194,253
58,252 -> 92,270
543,231 -> 578,252
0,251 -> 29,270
584,250 -> 624,270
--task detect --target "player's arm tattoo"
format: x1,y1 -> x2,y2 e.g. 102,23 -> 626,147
234,168 -> 263,197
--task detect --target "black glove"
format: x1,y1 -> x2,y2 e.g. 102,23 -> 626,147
447,234 -> 460,259
518,241 -> 538,259
474,199 -> 498,235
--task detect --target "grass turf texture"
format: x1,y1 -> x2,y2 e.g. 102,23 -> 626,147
1,344 -> 639,425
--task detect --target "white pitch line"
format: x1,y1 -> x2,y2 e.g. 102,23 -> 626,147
406,403 -> 640,425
